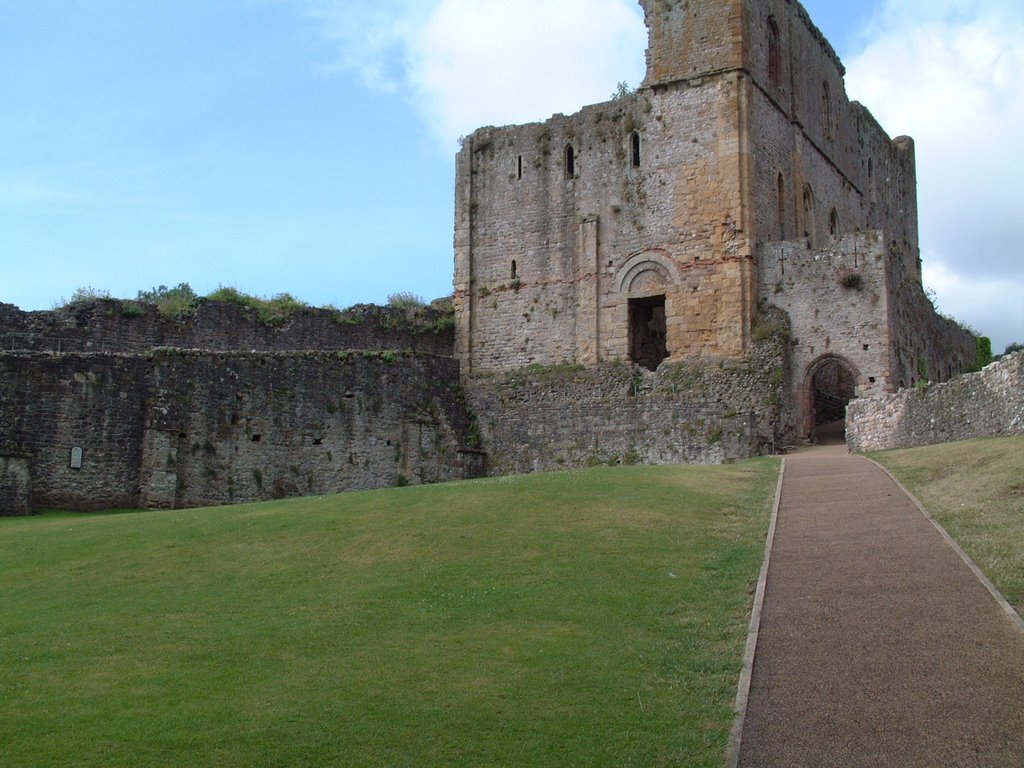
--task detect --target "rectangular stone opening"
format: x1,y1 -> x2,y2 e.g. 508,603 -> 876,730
628,295 -> 668,371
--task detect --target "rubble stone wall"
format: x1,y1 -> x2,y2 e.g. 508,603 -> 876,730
0,350 -> 482,512
0,456 -> 32,516
0,300 -> 453,357
465,319 -> 792,475
847,352 -> 1024,452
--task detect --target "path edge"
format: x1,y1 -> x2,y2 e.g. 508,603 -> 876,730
867,457 -> 1024,635
724,457 -> 785,768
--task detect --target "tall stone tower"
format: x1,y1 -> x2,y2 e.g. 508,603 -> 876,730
454,0 -> 762,375
639,0 -> 746,86
453,0 -> 975,438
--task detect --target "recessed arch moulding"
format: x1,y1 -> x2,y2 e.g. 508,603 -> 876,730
611,250 -> 749,366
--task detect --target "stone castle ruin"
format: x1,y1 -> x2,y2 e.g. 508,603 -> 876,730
455,0 -> 975,425
1,0 -> 978,514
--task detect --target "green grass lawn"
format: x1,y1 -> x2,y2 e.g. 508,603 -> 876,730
0,460 -> 779,768
871,435 -> 1024,614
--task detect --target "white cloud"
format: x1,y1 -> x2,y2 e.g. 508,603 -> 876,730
293,0 -> 429,92
404,0 -> 647,145
923,259 -> 1024,352
846,0 -> 1024,347
292,0 -> 646,149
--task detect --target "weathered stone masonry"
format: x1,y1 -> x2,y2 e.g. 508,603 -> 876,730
847,352 -> 1024,453
0,300 -> 454,358
455,0 -> 976,443
0,304 -> 483,512
465,308 -> 792,476
0,0 -> 986,514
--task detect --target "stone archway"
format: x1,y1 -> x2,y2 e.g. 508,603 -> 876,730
802,355 -> 860,444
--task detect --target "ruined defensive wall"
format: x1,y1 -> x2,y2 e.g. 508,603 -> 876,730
0,302 -> 483,516
464,308 -> 793,475
759,231 -> 977,435
0,300 -> 454,357
0,299 -> 794,515
0,0 -> 986,513
846,351 -> 1024,453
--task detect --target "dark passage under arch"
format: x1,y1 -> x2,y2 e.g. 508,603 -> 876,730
629,295 -> 668,371
808,357 -> 858,443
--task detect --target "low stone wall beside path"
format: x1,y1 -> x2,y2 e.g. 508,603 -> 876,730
847,351 -> 1024,452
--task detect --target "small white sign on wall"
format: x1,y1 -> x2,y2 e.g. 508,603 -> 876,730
70,447 -> 84,470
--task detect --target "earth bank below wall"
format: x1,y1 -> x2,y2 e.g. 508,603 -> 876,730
846,351 -> 1024,452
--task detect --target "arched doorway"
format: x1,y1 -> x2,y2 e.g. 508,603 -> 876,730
803,356 -> 859,444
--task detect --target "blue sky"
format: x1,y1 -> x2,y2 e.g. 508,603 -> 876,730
2,0 -> 1021,351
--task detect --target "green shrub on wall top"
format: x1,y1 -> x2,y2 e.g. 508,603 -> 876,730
137,283 -> 199,317
975,336 -> 993,371
205,286 -> 308,326
387,292 -> 426,309
120,301 -> 147,318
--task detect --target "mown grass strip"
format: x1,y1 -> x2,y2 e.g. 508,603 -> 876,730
870,435 -> 1024,614
0,460 -> 778,768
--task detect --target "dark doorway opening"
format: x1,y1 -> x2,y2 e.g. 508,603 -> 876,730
810,358 -> 857,444
629,295 -> 668,371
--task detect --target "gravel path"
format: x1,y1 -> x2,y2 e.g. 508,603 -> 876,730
735,447 -> 1024,767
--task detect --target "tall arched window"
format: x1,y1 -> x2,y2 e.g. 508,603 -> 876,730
829,208 -> 839,238
802,184 -> 816,245
767,17 -> 782,87
777,173 -> 787,240
565,144 -> 576,179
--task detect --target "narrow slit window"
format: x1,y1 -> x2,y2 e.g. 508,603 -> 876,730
517,155 -> 523,180
822,81 -> 833,139
565,144 -> 575,179
768,17 -> 782,87
776,173 -> 786,240
631,131 -> 641,167
511,260 -> 517,280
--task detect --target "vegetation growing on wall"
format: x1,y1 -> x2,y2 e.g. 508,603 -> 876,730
205,286 -> 308,326
751,303 -> 792,344
386,292 -> 426,309
974,335 -> 993,371
136,283 -> 200,316
51,283 -> 456,332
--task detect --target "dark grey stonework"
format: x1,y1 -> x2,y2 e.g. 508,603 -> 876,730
0,300 -> 453,357
0,296 -> 488,514
465,310 -> 793,474
0,455 -> 32,515
0,348 -> 482,512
